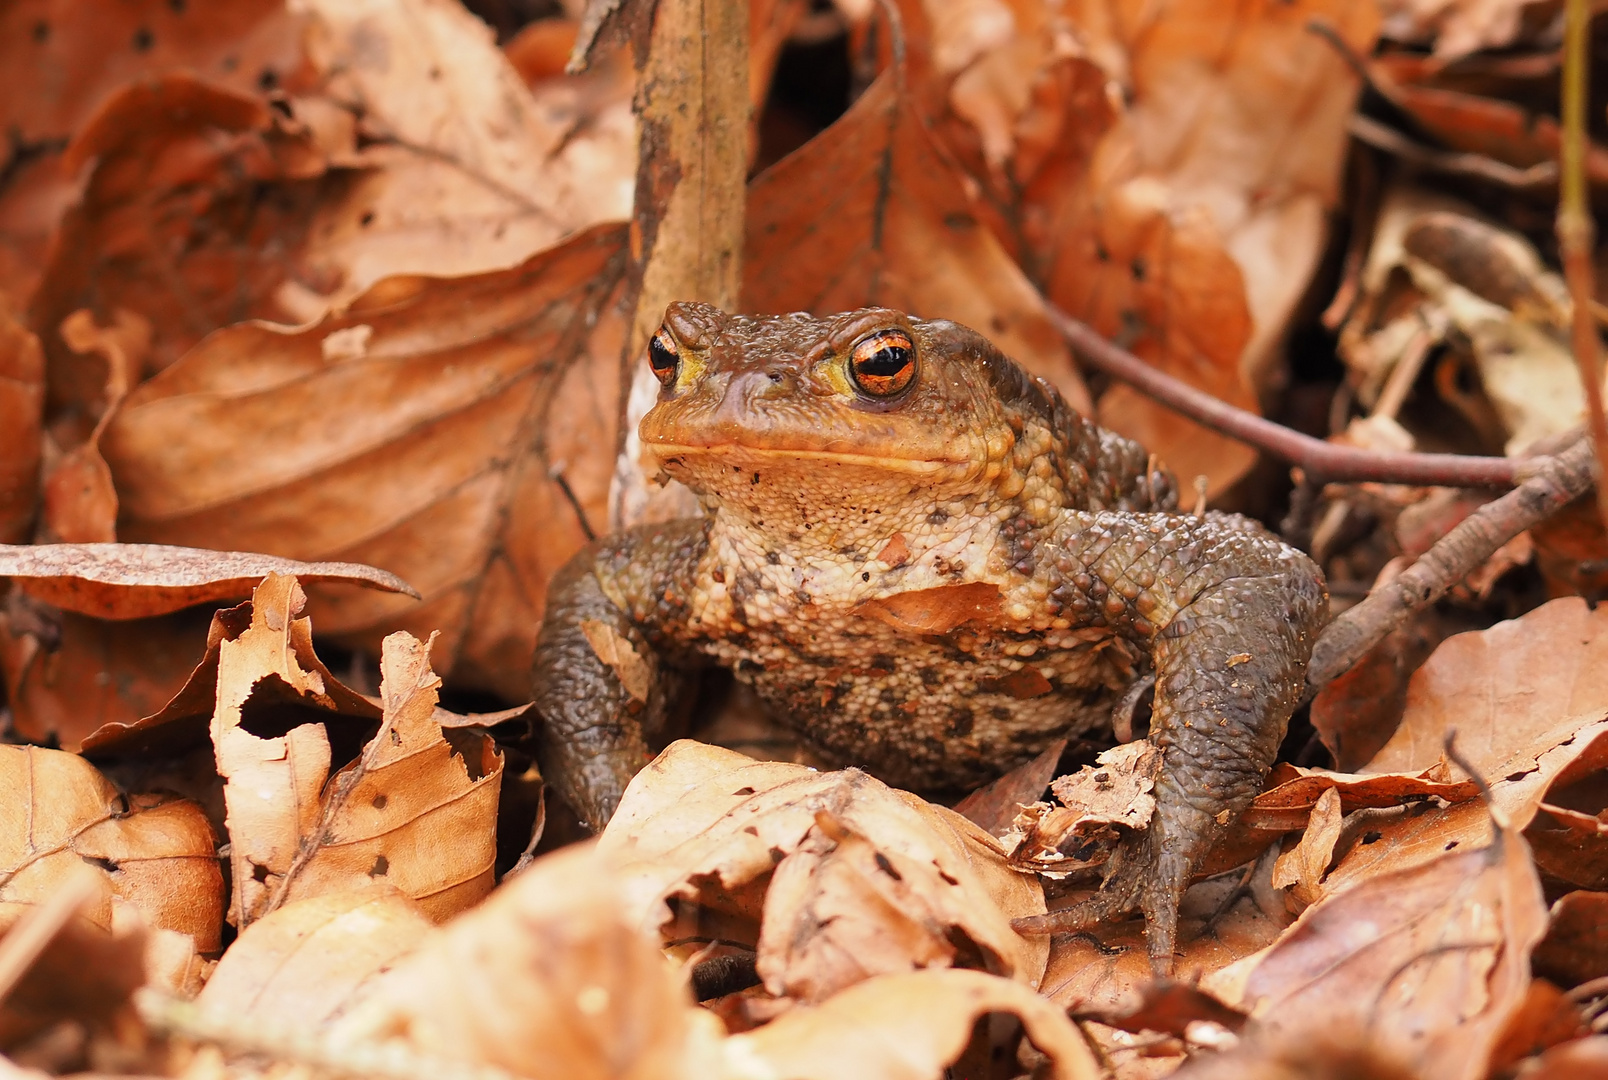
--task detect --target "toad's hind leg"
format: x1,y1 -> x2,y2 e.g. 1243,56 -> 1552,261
1020,511 -> 1326,972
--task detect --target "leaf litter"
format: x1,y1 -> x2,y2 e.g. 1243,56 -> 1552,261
3,0 -> 1608,1077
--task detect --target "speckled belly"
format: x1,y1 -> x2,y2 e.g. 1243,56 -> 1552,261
694,606 -> 1147,791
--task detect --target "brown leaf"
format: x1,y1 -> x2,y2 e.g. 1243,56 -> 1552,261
101,226 -> 629,697
1,543 -> 417,620
597,741 -> 1049,1001
29,76 -> 327,402
197,886 -> 434,1029
0,746 -> 221,953
1233,827 -> 1548,1080
727,968 -> 1101,1080
1321,714 -> 1608,900
1269,786 -> 1343,907
1018,0 -> 1379,494
0,597 -> 219,751
288,0 -> 635,319
1532,890 -> 1608,990
0,310 -> 44,544
335,842 -> 722,1080
581,619 -> 653,704
1309,617 -> 1449,772
953,738 -> 1065,837
744,72 -> 1092,417
0,0 -> 305,301
213,574 -> 501,927
1364,598 -> 1608,778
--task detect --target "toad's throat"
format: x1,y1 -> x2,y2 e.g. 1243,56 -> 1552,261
645,441 -> 969,474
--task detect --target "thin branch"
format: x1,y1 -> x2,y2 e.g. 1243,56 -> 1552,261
1558,0 -> 1608,529
1305,434 -> 1597,693
1350,114 -> 1558,190
1045,305 -> 1523,487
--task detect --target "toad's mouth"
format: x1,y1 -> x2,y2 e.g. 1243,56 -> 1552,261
644,441 -> 968,474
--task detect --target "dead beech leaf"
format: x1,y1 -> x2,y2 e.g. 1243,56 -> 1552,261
953,738 -> 1065,837
1023,0 -> 1379,494
214,574 -> 501,928
0,0 -> 305,301
1234,827 -> 1548,1080
0,745 -> 222,953
597,741 -> 1048,998
1365,598 -> 1608,777
101,227 -> 629,699
0,543 -> 417,620
1320,713 -> 1608,902
1532,890 -> 1608,990
1378,0 -> 1563,61
0,310 -> 43,544
28,75 -> 330,402
287,0 -> 636,320
1270,785 -> 1343,906
853,582 -> 1004,636
0,596 -> 220,752
335,842 -> 723,1080
743,72 -> 1092,417
726,968 -> 1100,1080
197,886 -> 434,1030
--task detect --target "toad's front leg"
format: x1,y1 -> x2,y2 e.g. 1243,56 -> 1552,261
1028,510 -> 1328,972
530,521 -> 707,830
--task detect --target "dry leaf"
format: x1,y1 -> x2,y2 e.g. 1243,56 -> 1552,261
1533,890 -> 1608,990
598,741 -> 1049,999
726,968 -> 1101,1080
336,842 -> 723,1080
100,227 -> 629,698
0,745 -> 221,952
1366,598 -> 1608,776
0,543 -> 416,620
0,311 -> 44,544
1378,0 -> 1562,60
1036,0 -> 1376,493
0,596 -> 220,751
1233,825 -> 1548,1080
0,0 -> 305,301
953,738 -> 1065,837
212,573 -> 501,928
1269,785 -> 1343,908
0,872 -> 148,1053
197,886 -> 434,1029
286,0 -> 635,319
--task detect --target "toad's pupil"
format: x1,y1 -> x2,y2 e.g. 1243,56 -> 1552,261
648,331 -> 678,384
858,347 -> 909,375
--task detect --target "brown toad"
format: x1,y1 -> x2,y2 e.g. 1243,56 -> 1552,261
532,303 -> 1328,967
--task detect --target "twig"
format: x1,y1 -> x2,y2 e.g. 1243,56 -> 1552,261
1349,115 -> 1558,190
136,990 -> 520,1080
1305,434 -> 1597,693
1558,0 -> 1608,530
1045,305 -> 1522,487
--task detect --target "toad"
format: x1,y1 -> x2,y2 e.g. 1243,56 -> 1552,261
532,303 -> 1328,967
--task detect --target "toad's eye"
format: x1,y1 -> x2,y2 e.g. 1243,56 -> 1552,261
648,326 -> 680,386
848,330 -> 916,398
